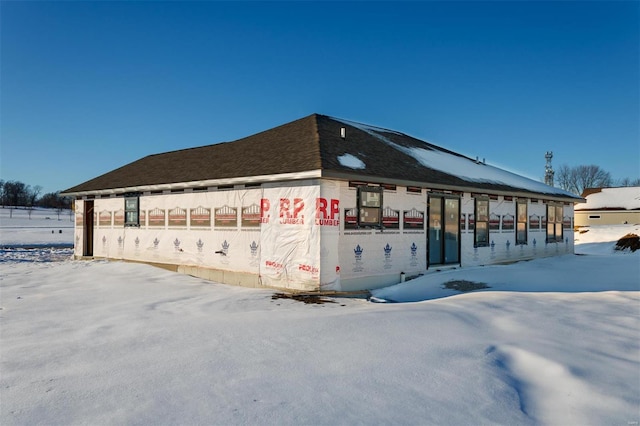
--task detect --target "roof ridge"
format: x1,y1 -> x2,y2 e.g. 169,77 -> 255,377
145,113 -> 324,159
327,115 -> 405,136
327,115 -> 473,161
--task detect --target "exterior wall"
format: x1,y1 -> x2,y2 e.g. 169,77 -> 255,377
75,180 -> 321,291
334,181 -> 428,292
74,179 -> 577,293
461,195 -> 574,266
328,186 -> 575,292
574,210 -> 640,227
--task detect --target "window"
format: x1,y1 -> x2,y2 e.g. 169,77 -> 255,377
546,202 -> 563,243
382,184 -> 396,191
474,197 -> 489,247
124,194 -> 140,227
357,186 -> 383,227
516,199 -> 527,245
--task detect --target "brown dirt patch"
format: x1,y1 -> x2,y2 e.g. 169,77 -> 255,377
615,233 -> 640,252
443,280 -> 490,292
271,293 -> 338,305
574,226 -> 589,234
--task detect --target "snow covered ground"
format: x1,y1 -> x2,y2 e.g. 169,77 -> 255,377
0,207 -> 74,247
0,207 -> 74,262
1,210 -> 639,425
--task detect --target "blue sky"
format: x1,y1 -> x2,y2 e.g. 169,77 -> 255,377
1,1 -> 638,194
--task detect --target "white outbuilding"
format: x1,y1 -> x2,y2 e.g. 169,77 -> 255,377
574,186 -> 640,227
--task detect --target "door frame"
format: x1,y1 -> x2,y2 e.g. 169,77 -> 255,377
427,193 -> 461,268
83,200 -> 94,257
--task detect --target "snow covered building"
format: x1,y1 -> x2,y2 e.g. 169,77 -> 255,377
62,114 -> 582,292
574,186 -> 640,227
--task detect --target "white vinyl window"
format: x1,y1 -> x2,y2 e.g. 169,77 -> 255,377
516,199 -> 527,245
474,197 -> 489,247
357,186 -> 383,228
124,194 -> 140,227
546,202 -> 563,243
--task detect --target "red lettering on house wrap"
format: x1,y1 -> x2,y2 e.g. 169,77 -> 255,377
279,198 -> 304,224
298,264 -> 319,274
260,198 -> 270,223
265,260 -> 283,270
315,198 -> 340,226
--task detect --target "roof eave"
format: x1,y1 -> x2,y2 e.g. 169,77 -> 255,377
321,170 -> 584,203
61,169 -> 323,197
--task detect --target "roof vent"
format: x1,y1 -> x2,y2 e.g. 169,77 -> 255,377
340,127 -> 346,139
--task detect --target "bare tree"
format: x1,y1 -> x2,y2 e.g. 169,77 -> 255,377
4,180 -> 27,207
617,177 -> 640,187
26,185 -> 42,219
556,164 -> 612,195
3,180 -> 28,218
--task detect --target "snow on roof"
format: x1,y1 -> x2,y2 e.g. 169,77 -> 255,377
335,117 -> 578,198
337,153 -> 366,170
575,187 -> 640,211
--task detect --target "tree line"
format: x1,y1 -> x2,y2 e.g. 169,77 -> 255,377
0,180 -> 72,210
555,165 -> 640,196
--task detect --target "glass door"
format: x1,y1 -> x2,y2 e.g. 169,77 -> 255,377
428,195 -> 460,266
443,198 -> 460,264
428,197 -> 442,265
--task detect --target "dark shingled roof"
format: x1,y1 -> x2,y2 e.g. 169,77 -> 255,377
62,114 -> 580,201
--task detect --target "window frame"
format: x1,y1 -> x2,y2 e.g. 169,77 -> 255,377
516,199 -> 528,245
357,186 -> 383,228
124,193 -> 141,227
474,196 -> 490,247
546,202 -> 564,243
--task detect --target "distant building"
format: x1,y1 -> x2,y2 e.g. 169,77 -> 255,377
62,114 -> 582,292
574,186 -> 640,227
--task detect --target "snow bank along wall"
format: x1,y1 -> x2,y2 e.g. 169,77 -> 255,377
74,179 -> 574,292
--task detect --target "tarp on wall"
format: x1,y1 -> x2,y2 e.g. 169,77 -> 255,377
259,184 -> 320,290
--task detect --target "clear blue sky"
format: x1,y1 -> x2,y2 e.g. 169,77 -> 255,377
1,1 -> 638,194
